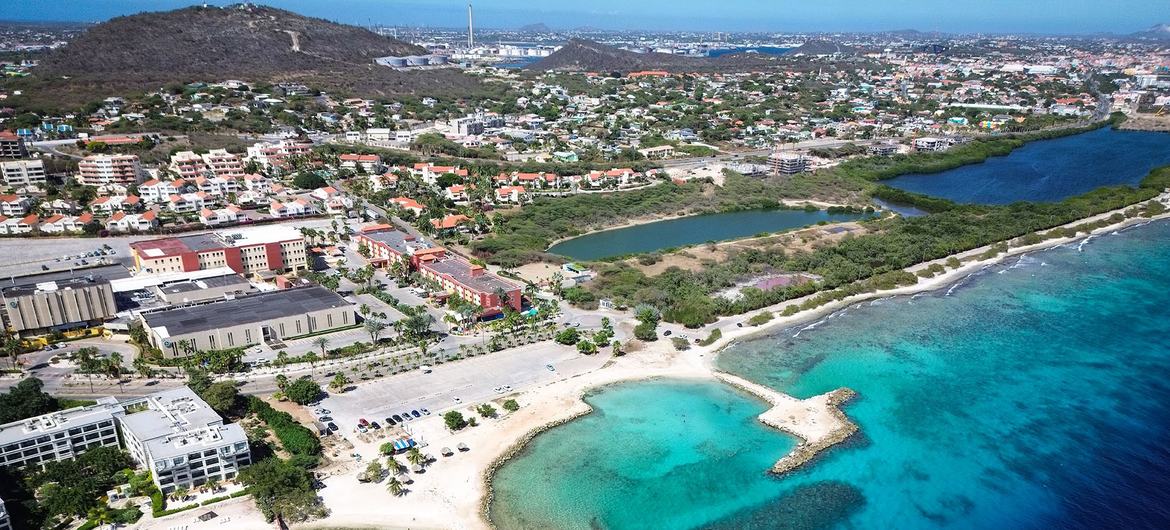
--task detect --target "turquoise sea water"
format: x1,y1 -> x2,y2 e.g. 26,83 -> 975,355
491,220 -> 1170,529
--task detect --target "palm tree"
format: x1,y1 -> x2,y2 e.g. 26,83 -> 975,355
330,373 -> 350,392
304,351 -> 319,376
386,476 -> 405,496
364,318 -> 386,343
385,456 -> 403,475
107,353 -> 124,394
312,337 -> 330,358
276,350 -> 289,367
133,355 -> 153,379
87,506 -> 112,530
406,447 -> 425,466
275,374 -> 289,391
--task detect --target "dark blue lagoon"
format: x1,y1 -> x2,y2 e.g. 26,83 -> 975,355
707,46 -> 792,57
492,220 -> 1170,529
885,127 -> 1170,204
546,209 -> 869,260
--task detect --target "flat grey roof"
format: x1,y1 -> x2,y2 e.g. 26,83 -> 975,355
0,398 -> 122,446
142,285 -> 352,337
158,274 -> 250,295
1,264 -> 130,291
174,233 -> 225,253
1,275 -> 112,297
362,229 -> 427,254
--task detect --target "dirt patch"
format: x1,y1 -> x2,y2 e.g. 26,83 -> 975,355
630,220 -> 874,276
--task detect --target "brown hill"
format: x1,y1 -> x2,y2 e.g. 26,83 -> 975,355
20,4 -> 480,108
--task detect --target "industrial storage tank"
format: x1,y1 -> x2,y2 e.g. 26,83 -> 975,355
428,55 -> 449,65
375,56 -> 409,67
406,56 -> 430,66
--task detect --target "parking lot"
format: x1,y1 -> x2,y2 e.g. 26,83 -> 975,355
316,341 -> 607,443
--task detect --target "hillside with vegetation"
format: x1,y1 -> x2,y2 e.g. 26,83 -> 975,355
12,4 -> 481,110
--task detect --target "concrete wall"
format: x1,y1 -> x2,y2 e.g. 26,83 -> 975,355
149,304 -> 355,358
2,282 -> 117,334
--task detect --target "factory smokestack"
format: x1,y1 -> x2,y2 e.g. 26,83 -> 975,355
468,2 -> 475,49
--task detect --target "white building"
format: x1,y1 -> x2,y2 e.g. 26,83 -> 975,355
0,159 -> 46,187
0,194 -> 30,217
118,387 -> 251,495
0,397 -> 123,468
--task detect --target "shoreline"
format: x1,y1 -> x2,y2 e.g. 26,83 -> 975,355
472,196 -> 1170,529
289,195 -> 1170,530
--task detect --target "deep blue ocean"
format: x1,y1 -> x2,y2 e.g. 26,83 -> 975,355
491,219 -> 1170,529
885,128 -> 1170,204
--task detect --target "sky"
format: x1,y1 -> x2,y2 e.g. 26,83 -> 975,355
4,0 -> 1166,34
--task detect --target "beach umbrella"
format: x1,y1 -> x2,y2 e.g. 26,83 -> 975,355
441,447 -> 453,456
457,442 -> 469,451
412,463 -> 424,473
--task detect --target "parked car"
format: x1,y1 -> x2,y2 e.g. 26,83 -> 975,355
410,410 -> 421,418
546,364 -> 555,371
385,417 -> 397,426
327,422 -> 339,431
391,414 -> 403,423
369,421 -> 381,430
420,408 -> 431,416
358,418 -> 369,427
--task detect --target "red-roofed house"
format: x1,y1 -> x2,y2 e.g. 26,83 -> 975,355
495,186 -> 528,204
339,153 -> 384,173
0,194 -> 30,216
429,214 -> 472,232
389,197 -> 426,215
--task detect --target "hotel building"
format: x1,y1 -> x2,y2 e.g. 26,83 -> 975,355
129,226 -> 307,275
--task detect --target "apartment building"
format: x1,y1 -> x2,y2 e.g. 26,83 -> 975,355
0,397 -> 123,468
89,194 -> 141,214
0,387 -> 252,495
129,226 -> 307,275
78,154 -> 144,186
338,153 -> 384,174
0,276 -> 118,335
140,286 -> 355,357
245,140 -> 312,170
912,137 -> 950,152
106,211 -> 159,233
118,387 -> 251,494
0,131 -> 27,159
0,159 -> 46,187
356,227 -> 522,314
417,251 -> 523,314
767,152 -> 808,175
0,195 -> 30,217
138,179 -> 185,203
169,149 -> 245,180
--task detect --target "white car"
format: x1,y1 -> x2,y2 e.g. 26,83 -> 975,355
453,397 -> 462,404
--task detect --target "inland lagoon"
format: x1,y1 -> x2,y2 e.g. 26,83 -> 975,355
491,219 -> 1170,529
885,127 -> 1170,204
546,208 -> 869,261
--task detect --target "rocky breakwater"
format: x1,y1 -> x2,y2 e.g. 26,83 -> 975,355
713,372 -> 859,475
